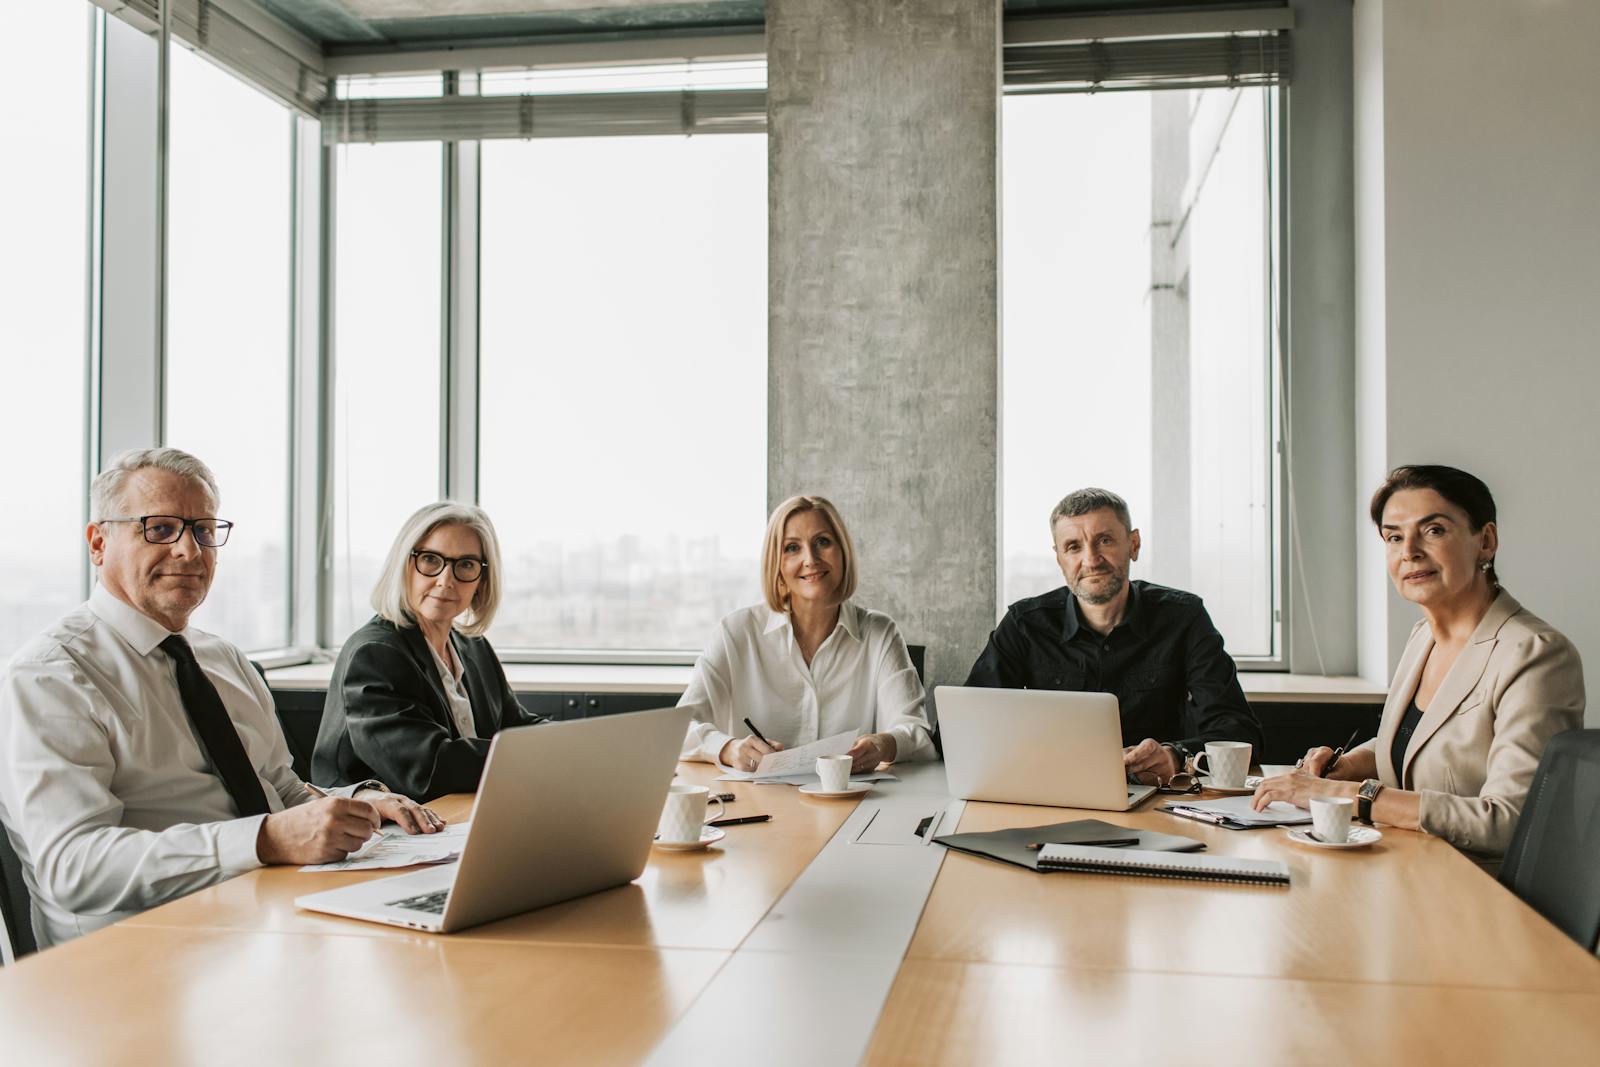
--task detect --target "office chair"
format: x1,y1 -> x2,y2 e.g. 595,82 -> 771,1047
0,823 -> 37,963
905,644 -> 945,759
1499,729 -> 1600,954
251,660 -> 322,781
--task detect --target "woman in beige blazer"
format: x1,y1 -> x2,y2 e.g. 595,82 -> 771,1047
1254,465 -> 1584,857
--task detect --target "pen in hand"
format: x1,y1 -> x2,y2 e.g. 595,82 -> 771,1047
1320,727 -> 1362,779
303,781 -> 382,836
743,717 -> 771,746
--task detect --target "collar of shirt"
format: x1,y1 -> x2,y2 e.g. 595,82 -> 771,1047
88,581 -> 184,657
762,601 -> 863,643
1062,580 -> 1149,643
426,635 -> 467,688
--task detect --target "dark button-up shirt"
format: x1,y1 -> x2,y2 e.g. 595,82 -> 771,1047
964,580 -> 1262,753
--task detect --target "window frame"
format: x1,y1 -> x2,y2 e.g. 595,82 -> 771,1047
83,0 -> 1352,672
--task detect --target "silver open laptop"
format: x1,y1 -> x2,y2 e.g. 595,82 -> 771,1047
295,704 -> 692,933
935,686 -> 1158,810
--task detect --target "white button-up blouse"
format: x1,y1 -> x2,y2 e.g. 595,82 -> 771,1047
678,601 -> 936,765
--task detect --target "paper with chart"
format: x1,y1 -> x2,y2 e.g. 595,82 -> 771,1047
299,821 -> 470,872
716,728 -> 886,783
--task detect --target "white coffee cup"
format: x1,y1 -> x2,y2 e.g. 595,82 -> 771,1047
816,754 -> 852,792
657,784 -> 725,845
1309,796 -> 1354,844
1192,741 -> 1252,789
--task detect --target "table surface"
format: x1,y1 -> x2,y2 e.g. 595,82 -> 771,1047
3,764 -> 1596,1065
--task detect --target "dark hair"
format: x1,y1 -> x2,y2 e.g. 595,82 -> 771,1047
1369,465 -> 1498,584
1049,487 -> 1132,535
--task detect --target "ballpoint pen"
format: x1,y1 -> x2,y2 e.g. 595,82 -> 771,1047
304,782 -> 383,835
1163,805 -> 1233,827
743,717 -> 771,745
706,814 -> 772,827
1026,837 -> 1139,850
1320,727 -> 1362,779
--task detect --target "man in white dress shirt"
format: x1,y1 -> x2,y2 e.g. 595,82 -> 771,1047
0,448 -> 441,950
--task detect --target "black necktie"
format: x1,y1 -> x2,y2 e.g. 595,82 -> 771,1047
160,635 -> 272,817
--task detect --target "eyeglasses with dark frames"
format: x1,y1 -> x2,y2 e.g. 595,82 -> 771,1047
1152,772 -> 1205,796
98,515 -> 233,548
410,549 -> 486,583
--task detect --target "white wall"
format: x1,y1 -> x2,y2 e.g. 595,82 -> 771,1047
1355,0 -> 1600,723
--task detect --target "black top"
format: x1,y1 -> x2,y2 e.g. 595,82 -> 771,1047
963,580 -> 1262,753
1390,698 -> 1426,786
311,616 -> 549,801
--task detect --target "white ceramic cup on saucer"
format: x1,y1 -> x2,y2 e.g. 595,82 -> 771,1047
816,754 -> 852,792
657,784 -> 725,845
1309,796 -> 1354,844
1192,741 -> 1252,789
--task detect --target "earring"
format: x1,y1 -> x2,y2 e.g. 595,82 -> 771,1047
1480,561 -> 1492,572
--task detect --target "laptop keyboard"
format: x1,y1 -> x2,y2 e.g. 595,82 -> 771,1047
388,888 -> 450,915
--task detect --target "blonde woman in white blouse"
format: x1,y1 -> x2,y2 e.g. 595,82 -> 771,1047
680,495 -> 936,772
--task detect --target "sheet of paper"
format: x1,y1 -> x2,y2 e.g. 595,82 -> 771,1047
1171,797 -> 1312,825
746,728 -> 859,779
717,769 -> 899,786
299,821 -> 471,872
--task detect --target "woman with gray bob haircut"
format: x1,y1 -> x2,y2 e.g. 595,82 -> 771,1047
312,502 -> 547,801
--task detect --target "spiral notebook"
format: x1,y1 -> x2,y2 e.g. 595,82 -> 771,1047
1035,844 -> 1291,886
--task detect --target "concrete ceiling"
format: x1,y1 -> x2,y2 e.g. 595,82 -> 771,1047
257,0 -> 1277,51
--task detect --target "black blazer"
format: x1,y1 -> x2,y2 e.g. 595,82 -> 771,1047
312,616 -> 548,801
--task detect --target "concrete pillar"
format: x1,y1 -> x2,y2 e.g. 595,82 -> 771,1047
766,0 -> 1000,690
1149,91 -> 1191,590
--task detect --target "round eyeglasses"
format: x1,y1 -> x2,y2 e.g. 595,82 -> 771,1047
99,515 -> 233,548
410,549 -> 485,583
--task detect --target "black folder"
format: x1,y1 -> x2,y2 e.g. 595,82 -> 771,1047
933,817 -> 1204,872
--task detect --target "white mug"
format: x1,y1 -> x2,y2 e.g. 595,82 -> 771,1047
1192,741 -> 1252,789
657,784 -> 725,845
1309,796 -> 1354,844
816,754 -> 852,792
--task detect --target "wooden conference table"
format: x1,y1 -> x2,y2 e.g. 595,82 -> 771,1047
2,763 -> 1598,1065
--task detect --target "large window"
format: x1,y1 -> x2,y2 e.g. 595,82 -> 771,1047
477,66 -> 767,652
330,139 -> 443,639
1002,86 -> 1281,658
0,4 -> 93,658
165,43 -> 293,651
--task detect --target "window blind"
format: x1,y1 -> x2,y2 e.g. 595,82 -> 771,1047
94,0 -> 326,115
322,89 -> 767,144
1004,31 -> 1291,94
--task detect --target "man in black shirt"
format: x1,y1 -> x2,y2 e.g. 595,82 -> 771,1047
965,488 -> 1262,783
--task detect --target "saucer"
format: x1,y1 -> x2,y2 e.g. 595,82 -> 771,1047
798,782 -> 872,799
653,825 -> 726,852
1199,776 -> 1257,796
1286,826 -> 1382,850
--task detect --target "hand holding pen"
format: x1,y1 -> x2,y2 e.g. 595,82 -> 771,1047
1294,727 -> 1362,779
720,717 -> 786,772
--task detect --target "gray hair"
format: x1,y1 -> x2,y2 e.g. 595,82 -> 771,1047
91,447 -> 221,520
1049,487 -> 1132,535
371,501 -> 504,637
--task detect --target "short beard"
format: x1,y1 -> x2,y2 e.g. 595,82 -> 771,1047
1071,572 -> 1125,606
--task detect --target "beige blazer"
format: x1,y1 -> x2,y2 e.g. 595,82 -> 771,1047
1360,590 -> 1584,857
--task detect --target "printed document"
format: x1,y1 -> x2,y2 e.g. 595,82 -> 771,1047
715,728 -> 897,784
300,821 -> 470,872
1167,797 -> 1312,826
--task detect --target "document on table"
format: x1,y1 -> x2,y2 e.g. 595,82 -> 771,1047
1163,796 -> 1312,828
715,728 -> 899,784
299,821 -> 470,872
725,728 -> 858,779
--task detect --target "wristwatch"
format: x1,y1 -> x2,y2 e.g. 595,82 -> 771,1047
1162,741 -> 1192,776
1357,779 -> 1383,825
